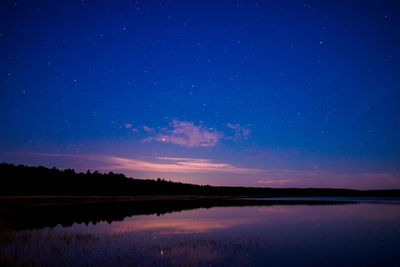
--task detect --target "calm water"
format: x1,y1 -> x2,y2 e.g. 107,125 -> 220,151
1,201 -> 400,266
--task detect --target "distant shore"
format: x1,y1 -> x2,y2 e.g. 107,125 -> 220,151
1,194 -> 399,232
1,163 -> 399,197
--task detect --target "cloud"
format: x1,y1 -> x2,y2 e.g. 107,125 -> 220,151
10,152 -> 400,189
142,125 -> 155,133
141,120 -> 250,148
9,152 -> 257,174
124,123 -> 132,129
143,120 -> 222,148
226,123 -> 250,140
105,156 -> 260,174
258,179 -> 293,185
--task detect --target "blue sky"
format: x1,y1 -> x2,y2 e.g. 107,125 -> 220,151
1,0 -> 399,189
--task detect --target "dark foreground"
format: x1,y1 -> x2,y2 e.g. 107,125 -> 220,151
1,197 -> 400,266
1,163 -> 400,266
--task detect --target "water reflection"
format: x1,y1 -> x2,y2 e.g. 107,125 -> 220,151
107,211 -> 253,234
1,201 -> 400,266
0,197 -> 360,231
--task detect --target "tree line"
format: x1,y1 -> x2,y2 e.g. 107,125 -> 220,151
0,163 -> 399,196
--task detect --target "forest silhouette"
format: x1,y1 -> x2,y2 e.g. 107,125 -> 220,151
1,163 -> 399,197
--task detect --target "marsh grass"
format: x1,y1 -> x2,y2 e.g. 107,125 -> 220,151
0,226 -> 280,266
1,204 -> 400,266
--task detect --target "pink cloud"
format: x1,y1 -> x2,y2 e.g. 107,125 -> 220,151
258,179 -> 293,185
143,120 -> 222,148
124,123 -> 132,129
105,156 -> 260,174
226,123 -> 250,140
102,156 -> 400,189
143,125 -> 155,133
9,152 -> 400,189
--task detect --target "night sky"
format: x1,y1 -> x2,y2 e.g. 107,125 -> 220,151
1,0 -> 399,189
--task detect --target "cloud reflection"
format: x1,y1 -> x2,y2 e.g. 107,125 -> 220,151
107,209 -> 255,234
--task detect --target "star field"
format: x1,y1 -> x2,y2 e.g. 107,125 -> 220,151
0,0 -> 399,188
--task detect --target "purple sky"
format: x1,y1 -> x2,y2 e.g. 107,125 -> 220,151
1,0 -> 400,189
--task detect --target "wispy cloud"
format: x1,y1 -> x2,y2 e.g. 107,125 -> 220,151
11,152 -> 257,174
139,120 -> 250,148
122,123 -> 138,132
10,152 -> 400,189
105,156 -> 260,174
143,120 -> 222,148
142,125 -> 155,133
226,123 -> 250,140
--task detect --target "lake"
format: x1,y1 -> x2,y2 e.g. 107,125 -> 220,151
1,198 -> 400,266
